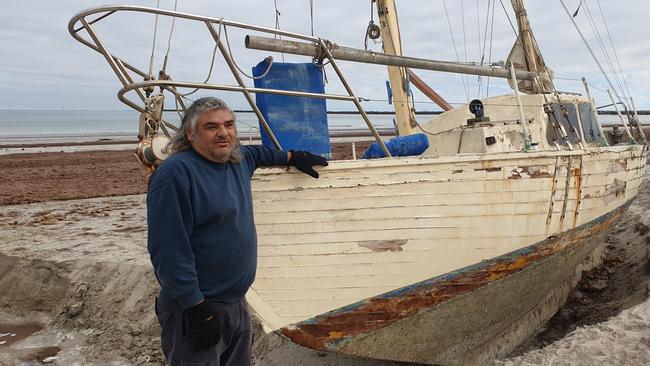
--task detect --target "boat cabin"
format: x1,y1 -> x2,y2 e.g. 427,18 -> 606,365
420,93 -> 603,157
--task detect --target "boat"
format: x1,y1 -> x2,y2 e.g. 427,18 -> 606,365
69,1 -> 647,364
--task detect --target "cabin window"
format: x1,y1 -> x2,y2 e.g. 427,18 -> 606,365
578,103 -> 600,143
547,103 -> 581,144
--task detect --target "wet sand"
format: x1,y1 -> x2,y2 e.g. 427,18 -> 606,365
0,145 -> 648,365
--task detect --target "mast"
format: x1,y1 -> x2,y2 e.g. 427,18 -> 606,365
375,0 -> 417,136
511,0 -> 538,75
508,0 -> 552,93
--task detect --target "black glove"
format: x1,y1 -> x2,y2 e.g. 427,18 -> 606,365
184,300 -> 219,351
288,150 -> 328,178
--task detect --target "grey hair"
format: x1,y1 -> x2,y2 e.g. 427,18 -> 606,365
166,97 -> 241,163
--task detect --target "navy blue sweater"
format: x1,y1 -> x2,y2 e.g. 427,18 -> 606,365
147,145 -> 288,309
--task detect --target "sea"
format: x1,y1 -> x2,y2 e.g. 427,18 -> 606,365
0,109 -> 646,144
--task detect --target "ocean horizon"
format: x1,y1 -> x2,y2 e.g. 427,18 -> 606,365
0,109 -> 647,141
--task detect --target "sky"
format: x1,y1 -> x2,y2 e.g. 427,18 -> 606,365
1,0 -> 648,112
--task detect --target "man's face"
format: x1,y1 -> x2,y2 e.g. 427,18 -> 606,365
187,108 -> 237,163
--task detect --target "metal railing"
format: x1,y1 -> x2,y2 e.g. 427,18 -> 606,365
68,5 -> 392,156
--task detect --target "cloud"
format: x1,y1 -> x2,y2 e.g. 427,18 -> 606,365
0,0 -> 648,111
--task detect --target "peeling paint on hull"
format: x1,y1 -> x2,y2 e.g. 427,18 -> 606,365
279,200 -> 632,364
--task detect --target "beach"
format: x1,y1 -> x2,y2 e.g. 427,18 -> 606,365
0,142 -> 648,365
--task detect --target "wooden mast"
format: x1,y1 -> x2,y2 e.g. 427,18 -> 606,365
376,0 -> 418,136
510,0 -> 543,93
511,0 -> 537,72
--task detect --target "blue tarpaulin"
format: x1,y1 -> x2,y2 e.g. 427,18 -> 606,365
361,133 -> 430,159
252,60 -> 331,159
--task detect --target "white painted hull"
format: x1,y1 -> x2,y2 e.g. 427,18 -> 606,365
248,145 -> 647,332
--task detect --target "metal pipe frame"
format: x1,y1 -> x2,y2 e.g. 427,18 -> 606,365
509,63 -> 532,151
205,22 -> 282,150
69,5 -> 392,152
315,38 -> 391,157
245,35 -> 535,81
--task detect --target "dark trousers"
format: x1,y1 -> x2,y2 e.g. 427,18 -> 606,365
155,296 -> 252,366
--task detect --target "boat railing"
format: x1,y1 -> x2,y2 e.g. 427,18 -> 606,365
68,5 -> 392,156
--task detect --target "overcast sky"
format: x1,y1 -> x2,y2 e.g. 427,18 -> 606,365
1,0 -> 648,111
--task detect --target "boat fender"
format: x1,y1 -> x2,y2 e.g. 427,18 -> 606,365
361,133 -> 429,159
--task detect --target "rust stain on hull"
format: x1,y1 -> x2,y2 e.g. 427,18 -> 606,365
572,157 -> 584,229
280,202 -> 631,352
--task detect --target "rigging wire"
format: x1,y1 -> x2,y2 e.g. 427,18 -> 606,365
148,0 -> 162,77
558,0 -> 627,107
476,0 -> 483,66
273,0 -> 285,62
161,0 -> 179,74
478,0 -> 492,98
582,1 -> 626,103
309,0 -> 314,36
485,0 -> 496,97
498,0 -> 518,37
594,0 -> 633,103
461,0 -> 469,100
498,0 -> 580,145
442,0 -> 470,101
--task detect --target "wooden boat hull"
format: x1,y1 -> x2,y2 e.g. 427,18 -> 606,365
280,199 -> 629,365
248,145 -> 646,364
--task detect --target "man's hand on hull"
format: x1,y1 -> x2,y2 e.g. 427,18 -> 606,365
184,300 -> 220,351
288,150 -> 328,179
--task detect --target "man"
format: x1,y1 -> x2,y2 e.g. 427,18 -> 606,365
147,97 -> 327,366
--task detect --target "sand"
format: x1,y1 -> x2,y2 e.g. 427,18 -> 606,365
0,146 -> 648,365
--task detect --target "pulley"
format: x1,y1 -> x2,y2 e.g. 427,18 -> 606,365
135,134 -> 171,171
138,94 -> 165,140
136,93 -> 168,171
367,21 -> 381,40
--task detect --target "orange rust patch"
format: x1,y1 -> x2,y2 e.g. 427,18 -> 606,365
572,165 -> 583,228
279,205 -> 628,352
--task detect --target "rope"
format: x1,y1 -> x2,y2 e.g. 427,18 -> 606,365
364,0 -> 381,50
224,25 -> 274,80
181,20 -> 223,97
442,0 -> 469,101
